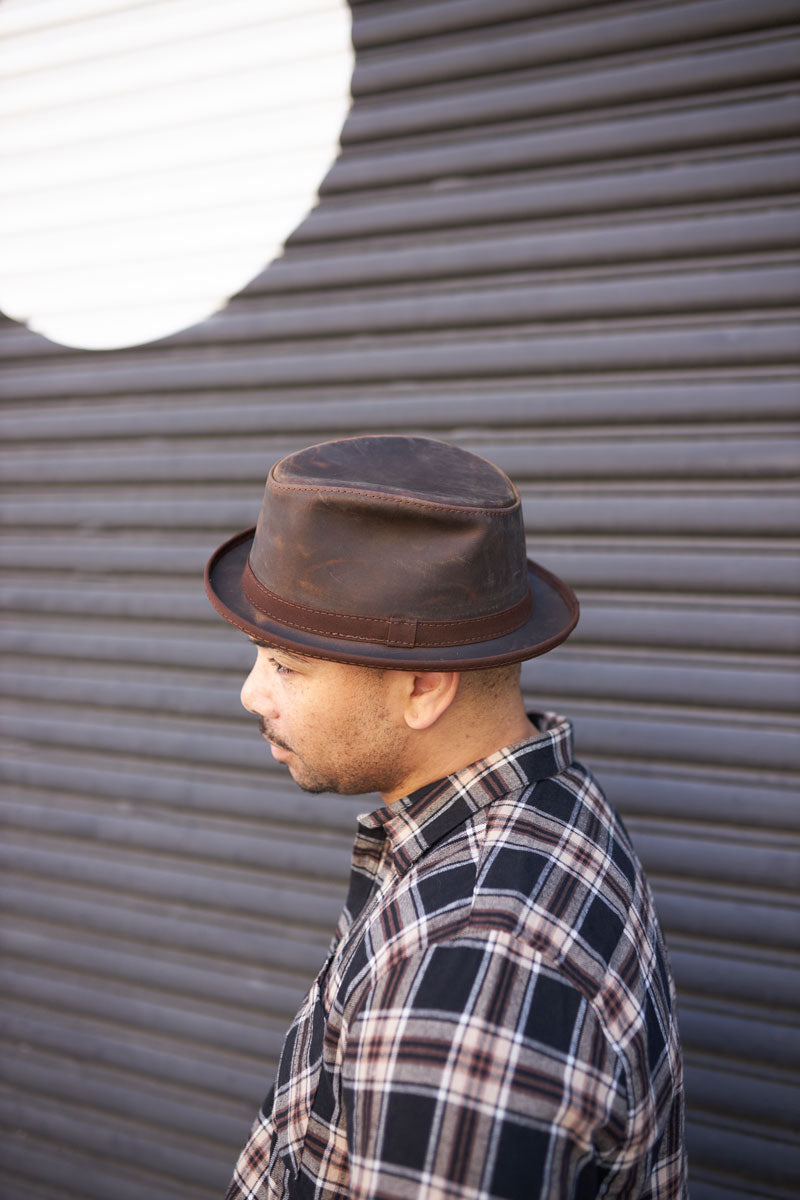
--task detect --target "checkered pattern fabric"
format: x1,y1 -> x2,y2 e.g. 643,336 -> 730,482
226,713 -> 686,1199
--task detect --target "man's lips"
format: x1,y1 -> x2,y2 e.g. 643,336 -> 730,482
258,718 -> 293,756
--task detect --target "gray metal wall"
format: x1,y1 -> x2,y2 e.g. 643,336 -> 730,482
1,2 -> 799,1197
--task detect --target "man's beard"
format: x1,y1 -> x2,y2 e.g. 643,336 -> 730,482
253,700 -> 410,798
257,716 -> 330,793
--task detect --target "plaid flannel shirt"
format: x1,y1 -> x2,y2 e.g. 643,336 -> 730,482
226,713 -> 686,1200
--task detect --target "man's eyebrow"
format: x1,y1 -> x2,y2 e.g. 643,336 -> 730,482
249,639 -> 313,665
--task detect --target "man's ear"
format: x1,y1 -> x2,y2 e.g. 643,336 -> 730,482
403,671 -> 461,731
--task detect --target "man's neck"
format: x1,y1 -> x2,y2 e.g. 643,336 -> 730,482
380,705 -> 539,806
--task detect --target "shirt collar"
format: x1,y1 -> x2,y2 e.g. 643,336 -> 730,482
357,712 -> 574,876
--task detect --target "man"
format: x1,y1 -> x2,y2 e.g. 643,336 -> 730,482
205,435 -> 686,1200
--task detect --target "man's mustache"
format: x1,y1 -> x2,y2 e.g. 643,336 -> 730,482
257,717 -> 292,753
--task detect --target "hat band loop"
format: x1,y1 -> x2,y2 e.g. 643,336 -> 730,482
242,561 -> 532,649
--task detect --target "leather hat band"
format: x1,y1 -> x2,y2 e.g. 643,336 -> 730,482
242,560 -> 533,650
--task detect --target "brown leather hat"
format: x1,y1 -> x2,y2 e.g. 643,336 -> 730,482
205,435 -> 578,669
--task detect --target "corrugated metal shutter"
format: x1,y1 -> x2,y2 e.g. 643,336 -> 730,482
1,2 -> 798,1197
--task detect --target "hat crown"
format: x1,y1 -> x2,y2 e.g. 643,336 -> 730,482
274,435 -> 517,510
249,436 -> 529,623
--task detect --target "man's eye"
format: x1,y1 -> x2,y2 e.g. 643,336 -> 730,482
270,658 -> 293,676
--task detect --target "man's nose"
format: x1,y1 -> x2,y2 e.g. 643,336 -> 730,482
240,662 -> 275,717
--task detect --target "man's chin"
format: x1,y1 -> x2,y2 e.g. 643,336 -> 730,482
294,780 -> 331,795
287,766 -> 331,795
282,760 -> 331,794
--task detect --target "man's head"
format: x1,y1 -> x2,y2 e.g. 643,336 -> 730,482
205,435 -> 579,798
239,640 -> 527,801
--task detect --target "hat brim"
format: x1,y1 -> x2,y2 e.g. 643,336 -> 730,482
205,527 -> 579,670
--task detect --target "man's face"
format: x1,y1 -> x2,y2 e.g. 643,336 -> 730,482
240,643 -> 413,798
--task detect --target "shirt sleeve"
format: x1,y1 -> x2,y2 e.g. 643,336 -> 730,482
341,933 -> 630,1200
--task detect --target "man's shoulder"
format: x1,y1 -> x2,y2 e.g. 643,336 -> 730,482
412,757 -> 641,912
479,760 -> 645,933
388,762 -> 670,1012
